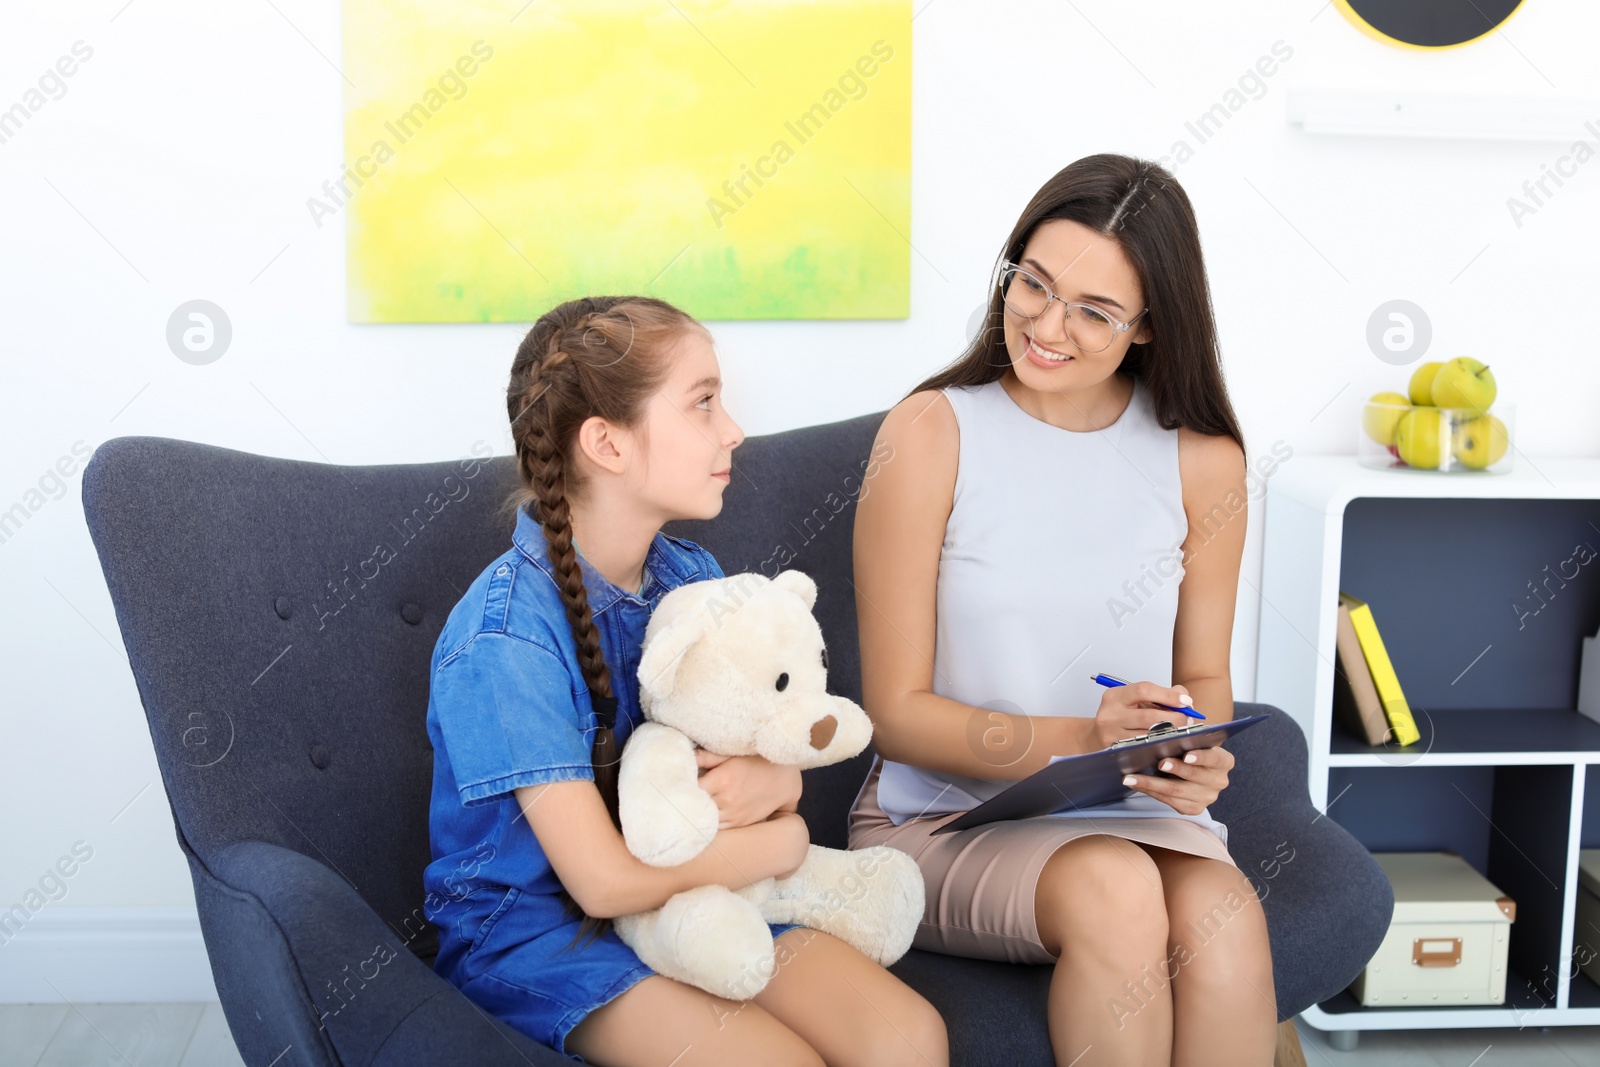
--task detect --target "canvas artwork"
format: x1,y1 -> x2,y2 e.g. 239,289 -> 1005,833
335,0 -> 912,322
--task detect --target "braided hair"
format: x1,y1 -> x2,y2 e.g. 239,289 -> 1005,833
503,295 -> 708,944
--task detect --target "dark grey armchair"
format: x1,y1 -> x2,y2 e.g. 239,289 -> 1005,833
82,412 -> 1391,1066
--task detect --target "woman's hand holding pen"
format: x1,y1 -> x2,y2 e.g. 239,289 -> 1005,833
1091,679 -> 1197,749
1091,679 -> 1233,815
695,749 -> 804,830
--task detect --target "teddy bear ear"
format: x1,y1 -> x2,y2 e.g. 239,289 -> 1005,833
637,590 -> 715,700
771,569 -> 818,610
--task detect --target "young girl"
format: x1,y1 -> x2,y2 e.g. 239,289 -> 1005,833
423,295 -> 947,1067
847,155 -> 1277,1066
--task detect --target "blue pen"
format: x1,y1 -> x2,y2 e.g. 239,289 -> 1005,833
1090,672 -> 1206,720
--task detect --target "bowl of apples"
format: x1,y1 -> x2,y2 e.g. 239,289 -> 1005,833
1360,357 -> 1514,473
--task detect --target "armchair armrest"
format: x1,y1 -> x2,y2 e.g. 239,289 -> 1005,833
198,840 -> 565,1066
1225,799 -> 1394,1017
1211,703 -> 1395,1018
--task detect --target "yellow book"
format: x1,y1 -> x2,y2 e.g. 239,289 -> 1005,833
1339,592 -> 1421,746
1334,600 -> 1391,746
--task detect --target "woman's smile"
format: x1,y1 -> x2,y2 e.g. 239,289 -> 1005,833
1023,331 -> 1075,368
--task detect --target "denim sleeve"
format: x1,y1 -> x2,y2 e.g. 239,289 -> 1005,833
432,631 -> 595,806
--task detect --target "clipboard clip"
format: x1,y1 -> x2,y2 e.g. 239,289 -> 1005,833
1110,720 -> 1208,748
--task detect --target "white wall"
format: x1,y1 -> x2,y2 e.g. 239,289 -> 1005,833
3,0 -> 1598,1000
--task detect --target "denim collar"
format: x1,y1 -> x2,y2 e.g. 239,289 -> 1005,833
512,504 -> 701,617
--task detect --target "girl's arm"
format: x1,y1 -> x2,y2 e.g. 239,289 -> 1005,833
855,394 -> 1196,781
515,779 -> 810,920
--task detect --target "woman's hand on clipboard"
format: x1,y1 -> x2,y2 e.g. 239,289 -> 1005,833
1091,679 -> 1235,816
1121,745 -> 1234,816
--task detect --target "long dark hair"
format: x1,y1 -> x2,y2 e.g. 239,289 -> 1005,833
504,294 -> 709,945
909,153 -> 1245,454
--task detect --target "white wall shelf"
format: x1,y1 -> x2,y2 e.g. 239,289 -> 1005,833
1286,88 -> 1600,142
1255,454 -> 1600,1043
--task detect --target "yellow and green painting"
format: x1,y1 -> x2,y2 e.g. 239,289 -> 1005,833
337,0 -> 911,322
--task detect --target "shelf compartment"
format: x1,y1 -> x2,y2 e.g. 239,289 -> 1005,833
1338,497 -> 1600,715
1573,766 -> 1600,996
1324,764 -> 1574,1014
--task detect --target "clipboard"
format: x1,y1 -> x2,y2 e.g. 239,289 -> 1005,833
929,714 -> 1269,835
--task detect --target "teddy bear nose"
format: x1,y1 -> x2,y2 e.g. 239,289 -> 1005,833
809,715 -> 838,749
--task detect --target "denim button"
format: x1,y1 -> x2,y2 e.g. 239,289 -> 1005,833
309,744 -> 330,769
273,596 -> 292,620
401,602 -> 424,625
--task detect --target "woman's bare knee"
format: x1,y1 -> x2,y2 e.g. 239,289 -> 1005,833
1035,836 -> 1167,957
567,974 -> 823,1067
1158,856 -> 1275,992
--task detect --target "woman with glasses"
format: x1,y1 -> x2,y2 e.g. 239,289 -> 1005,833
847,153 -> 1276,1065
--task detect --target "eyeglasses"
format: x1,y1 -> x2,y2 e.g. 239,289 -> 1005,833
997,259 -> 1147,354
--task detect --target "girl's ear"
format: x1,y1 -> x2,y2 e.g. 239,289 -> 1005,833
771,569 -> 817,610
575,414 -> 627,475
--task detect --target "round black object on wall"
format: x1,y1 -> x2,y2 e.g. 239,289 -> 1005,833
1336,0 -> 1525,49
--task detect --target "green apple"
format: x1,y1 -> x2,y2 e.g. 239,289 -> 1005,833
1452,413 -> 1509,469
1394,407 -> 1445,468
1408,361 -> 1443,406
1363,392 -> 1412,446
1431,357 -> 1496,415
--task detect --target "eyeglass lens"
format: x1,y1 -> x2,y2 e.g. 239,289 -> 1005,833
1000,267 -> 1118,354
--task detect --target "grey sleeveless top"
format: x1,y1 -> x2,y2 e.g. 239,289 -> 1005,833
868,374 -> 1227,844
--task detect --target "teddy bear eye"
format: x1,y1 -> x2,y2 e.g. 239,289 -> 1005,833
775,672 -> 789,692
820,647 -> 829,670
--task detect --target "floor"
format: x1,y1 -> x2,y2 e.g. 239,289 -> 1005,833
1,1003 -> 245,1067
2,1003 -> 1599,1065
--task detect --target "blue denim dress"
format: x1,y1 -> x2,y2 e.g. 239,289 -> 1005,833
423,505 -> 799,1057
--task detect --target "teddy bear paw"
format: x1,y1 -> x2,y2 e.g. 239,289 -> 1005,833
766,845 -> 924,966
616,884 -> 778,1000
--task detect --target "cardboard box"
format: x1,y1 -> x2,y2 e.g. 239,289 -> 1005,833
1351,852 -> 1516,1007
1575,849 -> 1600,988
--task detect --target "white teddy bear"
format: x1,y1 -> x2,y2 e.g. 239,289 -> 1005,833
611,569 -> 924,999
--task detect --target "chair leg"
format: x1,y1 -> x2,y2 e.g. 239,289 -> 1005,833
1273,1019 -> 1308,1067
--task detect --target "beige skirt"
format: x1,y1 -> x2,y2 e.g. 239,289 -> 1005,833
847,758 -> 1238,966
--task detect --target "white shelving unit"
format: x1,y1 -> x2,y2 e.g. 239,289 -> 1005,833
1255,455 -> 1600,1044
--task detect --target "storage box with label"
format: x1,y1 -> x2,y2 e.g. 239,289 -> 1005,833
1576,849 -> 1600,987
1350,851 -> 1516,1007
